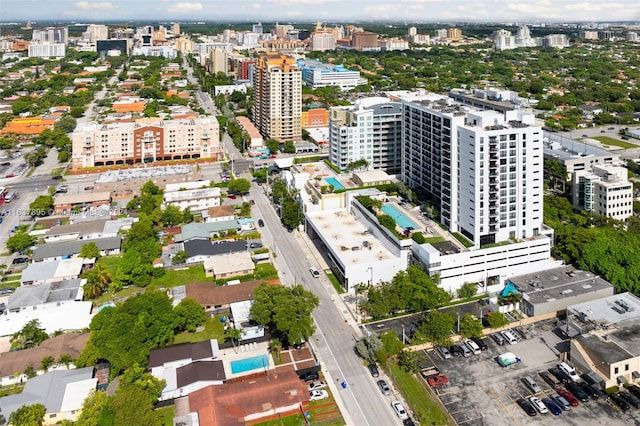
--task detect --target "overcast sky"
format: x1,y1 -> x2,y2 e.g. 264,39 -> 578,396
3,0 -> 639,23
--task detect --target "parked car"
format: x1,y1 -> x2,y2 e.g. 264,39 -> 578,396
491,333 -> 506,345
309,267 -> 320,278
0,288 -> 14,295
529,396 -> 548,414
516,398 -> 537,417
464,339 -> 481,355
5,174 -> 15,178
471,337 -> 488,351
84,186 -> 94,191
610,393 -> 631,412
566,382 -> 589,402
450,344 -> 464,357
307,381 -> 326,391
0,162 -> 10,166
437,345 -> 451,359
309,389 -> 328,401
248,242 -> 263,249
427,374 -> 449,387
557,388 -> 579,407
579,382 -> 604,399
227,194 -> 237,199
258,219 -> 265,227
549,368 -> 571,384
542,397 -> 562,416
619,391 -> 640,409
558,362 -> 581,382
402,419 -> 417,426
522,376 -> 541,394
550,393 -> 571,411
540,371 -> 561,388
377,380 -> 391,396
459,343 -> 472,357
368,364 -> 380,377
628,384 -> 640,399
501,330 -> 519,344
299,371 -> 319,382
391,401 -> 409,420
12,257 -> 29,265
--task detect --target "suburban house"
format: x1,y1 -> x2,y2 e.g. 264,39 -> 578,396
184,367 -> 309,426
162,180 -> 221,213
0,301 -> 94,337
20,258 -> 89,286
149,339 -> 226,401
203,205 -> 235,223
203,252 -> 255,279
182,239 -> 247,264
179,280 -> 262,313
33,236 -> 122,262
7,278 -> 85,311
0,332 -> 89,387
0,367 -> 97,425
43,218 -> 134,243
53,192 -> 112,216
175,221 -> 242,243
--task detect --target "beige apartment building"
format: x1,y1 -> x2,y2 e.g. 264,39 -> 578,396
72,117 -> 221,170
252,53 -> 302,142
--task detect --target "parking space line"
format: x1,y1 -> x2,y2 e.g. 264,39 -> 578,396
457,416 -> 483,425
487,386 -> 523,426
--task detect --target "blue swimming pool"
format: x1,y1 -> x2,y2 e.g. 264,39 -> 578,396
324,177 -> 345,190
231,354 -> 268,374
381,204 -> 419,230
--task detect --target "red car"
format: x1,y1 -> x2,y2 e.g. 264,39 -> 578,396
558,388 -> 580,407
227,194 -> 237,199
5,174 -> 15,178
427,375 -> 449,387
84,186 -> 94,191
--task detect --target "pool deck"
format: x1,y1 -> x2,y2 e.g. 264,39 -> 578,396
218,341 -> 275,380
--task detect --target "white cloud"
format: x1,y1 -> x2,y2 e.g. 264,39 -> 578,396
251,3 -> 261,8
167,2 -> 203,13
74,1 -> 117,10
266,0 -> 337,5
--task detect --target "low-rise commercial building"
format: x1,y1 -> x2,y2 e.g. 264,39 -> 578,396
572,164 -> 633,221
53,192 -> 112,215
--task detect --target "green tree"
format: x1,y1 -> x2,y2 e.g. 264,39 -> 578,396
487,311 -> 510,329
265,138 -> 280,154
414,310 -> 455,347
40,355 -> 55,372
11,319 -> 48,350
23,365 -> 37,378
77,291 -> 178,375
54,115 -> 77,134
29,195 -> 53,216
457,282 -> 478,300
159,204 -> 184,227
354,334 -> 383,364
282,141 -> 296,153
57,353 -> 73,369
6,232 -> 36,253
82,264 -> 112,299
250,283 -> 319,345
75,390 -> 110,426
174,298 -> 206,332
69,107 -> 85,118
224,327 -> 243,353
398,350 -> 419,373
459,313 -> 483,339
227,178 -> 251,194
79,242 -> 100,259
172,250 -> 188,264
100,385 -> 161,426
141,180 -> 162,196
9,403 -> 46,426
120,363 -> 165,402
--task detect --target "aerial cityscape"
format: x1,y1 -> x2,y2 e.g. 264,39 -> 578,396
0,3 -> 639,426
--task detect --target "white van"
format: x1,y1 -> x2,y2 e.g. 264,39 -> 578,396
558,362 -> 581,382
464,339 -> 481,355
501,330 -> 518,345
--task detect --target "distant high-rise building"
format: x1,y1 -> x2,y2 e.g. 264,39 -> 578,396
408,27 -> 417,37
83,24 -> 109,43
273,23 -> 294,39
32,27 -> 68,45
252,53 -> 302,142
434,29 -> 448,39
297,59 -> 366,91
309,32 -> 335,51
28,43 -> 65,58
172,23 -> 180,36
329,97 -> 403,174
253,22 -> 263,34
579,30 -> 599,40
542,34 -> 569,48
447,28 -> 462,40
352,31 -> 379,51
626,31 -> 638,42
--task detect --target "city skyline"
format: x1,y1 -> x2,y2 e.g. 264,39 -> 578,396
2,0 -> 640,24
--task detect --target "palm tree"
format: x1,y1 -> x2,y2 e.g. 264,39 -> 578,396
82,263 -> 112,299
224,327 -> 243,354
269,339 -> 283,362
57,354 -> 72,369
40,356 -> 54,373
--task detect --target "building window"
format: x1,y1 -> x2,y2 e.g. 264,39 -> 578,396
614,367 -> 619,374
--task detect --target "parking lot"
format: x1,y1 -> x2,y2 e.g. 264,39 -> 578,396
422,320 -> 640,425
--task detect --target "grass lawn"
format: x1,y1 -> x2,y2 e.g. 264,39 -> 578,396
254,414 -> 306,426
326,272 -> 345,294
386,361 -> 452,426
150,265 -> 208,289
424,236 -> 445,244
156,405 -> 175,426
97,255 -> 122,276
593,136 -> 638,149
173,314 -> 226,344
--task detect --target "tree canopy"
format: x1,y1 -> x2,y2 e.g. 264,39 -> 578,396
78,291 -> 178,375
10,319 -> 49,351
8,403 -> 46,426
6,231 -> 36,253
413,310 -> 455,347
227,178 -> 251,194
250,283 -> 319,345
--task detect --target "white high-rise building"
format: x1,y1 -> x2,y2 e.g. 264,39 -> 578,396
309,32 -> 335,51
32,27 -> 68,45
28,43 -> 66,58
402,94 -> 544,247
329,97 -> 403,174
83,24 -> 109,42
